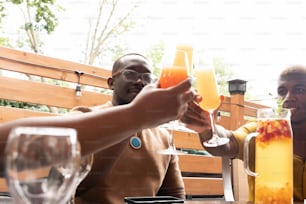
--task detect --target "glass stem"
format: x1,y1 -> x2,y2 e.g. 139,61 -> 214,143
169,121 -> 176,150
68,190 -> 76,204
209,111 -> 218,139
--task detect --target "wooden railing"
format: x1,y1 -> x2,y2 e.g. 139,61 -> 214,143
0,46 -> 269,200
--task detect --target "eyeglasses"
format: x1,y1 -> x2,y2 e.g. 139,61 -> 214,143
112,69 -> 157,84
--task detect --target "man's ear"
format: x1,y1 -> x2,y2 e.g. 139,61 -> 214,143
107,77 -> 114,90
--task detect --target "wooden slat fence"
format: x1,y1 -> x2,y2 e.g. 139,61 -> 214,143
0,46 -> 270,200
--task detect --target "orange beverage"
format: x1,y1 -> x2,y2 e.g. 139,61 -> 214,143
195,65 -> 229,147
159,49 -> 189,88
244,108 -> 293,204
194,67 -> 220,111
159,65 -> 188,88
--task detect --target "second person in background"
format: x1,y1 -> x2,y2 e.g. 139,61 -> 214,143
182,65 -> 306,202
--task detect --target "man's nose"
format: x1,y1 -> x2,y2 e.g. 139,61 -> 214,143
135,76 -> 146,85
283,91 -> 297,102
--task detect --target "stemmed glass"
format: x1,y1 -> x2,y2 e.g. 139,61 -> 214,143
176,44 -> 193,75
67,153 -> 94,204
158,49 -> 190,155
194,65 -> 229,147
5,126 -> 81,204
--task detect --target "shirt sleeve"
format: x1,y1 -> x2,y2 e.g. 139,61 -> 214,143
232,121 -> 257,161
232,121 -> 257,201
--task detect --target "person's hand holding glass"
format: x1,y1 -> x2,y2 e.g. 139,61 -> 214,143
5,126 -> 81,204
194,65 -> 229,147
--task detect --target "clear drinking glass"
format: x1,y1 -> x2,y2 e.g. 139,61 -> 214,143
158,49 -> 190,155
5,126 -> 81,204
175,44 -> 193,75
67,154 -> 94,204
194,65 -> 229,147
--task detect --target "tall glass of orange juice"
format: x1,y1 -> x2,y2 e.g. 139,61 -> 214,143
244,108 -> 293,203
194,66 -> 229,147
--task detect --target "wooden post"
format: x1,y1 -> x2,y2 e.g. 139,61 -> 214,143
227,79 -> 249,201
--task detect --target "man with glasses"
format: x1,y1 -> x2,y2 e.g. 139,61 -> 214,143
75,53 -> 185,203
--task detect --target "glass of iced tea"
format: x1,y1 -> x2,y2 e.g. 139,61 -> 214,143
244,108 -> 293,204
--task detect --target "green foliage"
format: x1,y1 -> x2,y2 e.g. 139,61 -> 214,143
213,57 -> 234,96
0,2 -> 7,23
276,97 -> 284,114
10,0 -> 22,4
9,0 -> 62,34
0,99 -> 48,111
146,41 -> 165,77
0,99 -> 70,113
0,36 -> 10,46
0,0 -> 64,53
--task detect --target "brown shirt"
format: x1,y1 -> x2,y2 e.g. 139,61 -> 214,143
73,102 -> 185,203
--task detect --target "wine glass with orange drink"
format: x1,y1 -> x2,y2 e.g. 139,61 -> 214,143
194,64 -> 230,147
176,44 -> 193,75
158,49 -> 191,155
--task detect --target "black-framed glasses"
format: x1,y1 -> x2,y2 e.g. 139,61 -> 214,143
112,69 -> 157,84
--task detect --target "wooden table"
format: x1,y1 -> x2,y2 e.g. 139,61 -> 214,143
185,201 -> 251,204
1,197 -> 304,204
185,200 -> 303,204
0,196 -> 12,204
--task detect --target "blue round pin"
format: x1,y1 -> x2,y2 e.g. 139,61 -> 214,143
130,136 -> 141,149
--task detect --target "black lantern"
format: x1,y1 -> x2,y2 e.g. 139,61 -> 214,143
228,79 -> 247,95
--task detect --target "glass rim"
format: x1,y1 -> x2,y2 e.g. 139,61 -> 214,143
11,126 -> 77,139
257,108 -> 291,118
